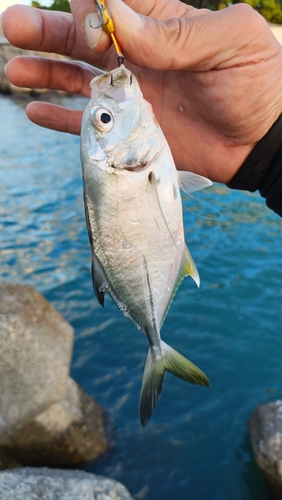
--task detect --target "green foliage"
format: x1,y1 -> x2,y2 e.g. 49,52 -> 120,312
241,0 -> 282,23
31,0 -> 71,13
31,1 -> 46,8
184,0 -> 282,24
32,0 -> 282,24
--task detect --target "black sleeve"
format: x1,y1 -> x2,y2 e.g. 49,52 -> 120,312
226,114 -> 282,217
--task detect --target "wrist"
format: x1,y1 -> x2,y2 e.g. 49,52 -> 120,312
226,114 -> 282,216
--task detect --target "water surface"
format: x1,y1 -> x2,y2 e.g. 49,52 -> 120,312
1,94 -> 281,500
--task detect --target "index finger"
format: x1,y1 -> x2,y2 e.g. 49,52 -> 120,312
1,4 -> 107,62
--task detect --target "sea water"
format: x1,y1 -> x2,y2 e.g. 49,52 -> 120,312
1,94 -> 281,500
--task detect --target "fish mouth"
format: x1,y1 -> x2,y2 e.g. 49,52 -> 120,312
116,154 -> 160,173
92,65 -> 133,92
110,148 -> 162,173
110,162 -> 148,173
124,163 -> 148,172
109,67 -> 133,87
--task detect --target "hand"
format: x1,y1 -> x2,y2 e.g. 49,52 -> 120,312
2,0 -> 282,182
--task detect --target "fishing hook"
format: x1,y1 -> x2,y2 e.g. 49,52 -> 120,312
89,0 -> 124,67
88,4 -> 103,29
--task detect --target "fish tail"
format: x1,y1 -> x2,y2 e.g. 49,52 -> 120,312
139,346 -> 166,427
139,340 -> 210,426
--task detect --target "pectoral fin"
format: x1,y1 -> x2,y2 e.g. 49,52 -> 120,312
178,171 -> 212,194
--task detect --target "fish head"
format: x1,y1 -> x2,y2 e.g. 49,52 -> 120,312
81,65 -> 163,173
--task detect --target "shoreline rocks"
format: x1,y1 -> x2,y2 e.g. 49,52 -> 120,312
0,467 -> 135,500
1,379 -> 108,467
248,400 -> 282,500
0,282 -> 108,468
0,282 -> 74,432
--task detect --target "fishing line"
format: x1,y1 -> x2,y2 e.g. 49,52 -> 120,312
181,191 -> 222,222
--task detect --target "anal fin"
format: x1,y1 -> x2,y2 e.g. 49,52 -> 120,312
181,245 -> 200,287
160,245 -> 199,327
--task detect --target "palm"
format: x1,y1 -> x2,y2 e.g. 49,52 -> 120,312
120,60 -> 280,181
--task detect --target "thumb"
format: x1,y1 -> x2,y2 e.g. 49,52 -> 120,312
103,0 -> 268,71
107,0 -> 193,70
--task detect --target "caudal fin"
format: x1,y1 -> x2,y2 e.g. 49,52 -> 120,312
139,340 -> 209,426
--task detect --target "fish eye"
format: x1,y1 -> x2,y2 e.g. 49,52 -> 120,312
93,108 -> 114,133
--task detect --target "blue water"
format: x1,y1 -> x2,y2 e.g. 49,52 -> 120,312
1,93 -> 282,500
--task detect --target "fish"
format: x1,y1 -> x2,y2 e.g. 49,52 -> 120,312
80,65 -> 211,426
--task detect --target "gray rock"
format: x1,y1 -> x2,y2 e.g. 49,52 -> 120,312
0,467 -> 135,500
0,282 -> 73,433
2,378 -> 108,467
0,282 -> 108,466
0,449 -> 21,471
248,400 -> 282,499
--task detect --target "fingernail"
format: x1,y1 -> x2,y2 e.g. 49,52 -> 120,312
83,12 -> 102,49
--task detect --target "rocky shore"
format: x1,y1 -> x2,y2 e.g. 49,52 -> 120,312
0,467 -> 134,500
0,282 -> 108,468
0,282 -> 134,500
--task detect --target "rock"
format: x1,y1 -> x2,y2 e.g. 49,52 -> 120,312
0,449 -> 21,471
248,400 -> 282,499
0,467 -> 135,500
0,282 -> 108,466
2,378 -> 108,466
0,282 -> 73,433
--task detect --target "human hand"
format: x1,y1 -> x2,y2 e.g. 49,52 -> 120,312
2,0 -> 282,182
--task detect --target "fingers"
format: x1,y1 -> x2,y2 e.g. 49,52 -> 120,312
71,0 -> 186,55
26,102 -> 82,135
5,56 -> 103,135
5,57 -> 105,134
1,5 -> 109,62
2,1 -> 275,74
3,5 -> 73,53
105,0 -> 272,71
5,56 -> 103,95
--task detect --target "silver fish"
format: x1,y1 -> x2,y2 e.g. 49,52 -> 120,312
80,65 -> 211,426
